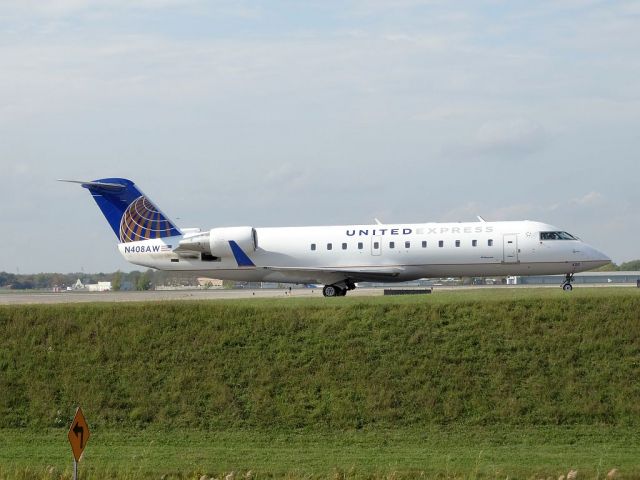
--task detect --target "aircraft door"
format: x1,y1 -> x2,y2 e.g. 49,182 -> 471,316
371,236 -> 381,256
503,234 -> 519,263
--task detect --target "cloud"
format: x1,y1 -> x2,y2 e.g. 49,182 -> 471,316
439,201 -> 483,222
263,163 -> 313,192
569,191 -> 604,207
0,0 -> 199,16
442,192 -> 607,224
473,119 -> 548,156
440,201 -> 543,223
347,0 -> 445,16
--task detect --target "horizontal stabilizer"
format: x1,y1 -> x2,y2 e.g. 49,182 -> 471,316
58,179 -> 125,190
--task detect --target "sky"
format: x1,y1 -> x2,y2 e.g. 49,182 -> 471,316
1,0 -> 639,273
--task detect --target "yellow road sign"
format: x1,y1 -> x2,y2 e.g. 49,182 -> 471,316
67,407 -> 90,462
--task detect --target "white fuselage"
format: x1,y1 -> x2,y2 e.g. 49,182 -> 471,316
117,220 -> 610,285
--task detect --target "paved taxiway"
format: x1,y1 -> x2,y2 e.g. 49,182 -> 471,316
0,287 -> 384,305
0,284 -> 629,305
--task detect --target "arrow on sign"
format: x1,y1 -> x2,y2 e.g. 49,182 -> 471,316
73,422 -> 84,449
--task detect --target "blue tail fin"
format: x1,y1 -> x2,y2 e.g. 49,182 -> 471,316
63,178 -> 181,243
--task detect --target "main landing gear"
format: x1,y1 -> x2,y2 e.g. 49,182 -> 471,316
322,280 -> 357,297
561,273 -> 574,291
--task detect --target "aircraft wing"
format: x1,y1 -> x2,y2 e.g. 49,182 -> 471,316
260,265 -> 404,284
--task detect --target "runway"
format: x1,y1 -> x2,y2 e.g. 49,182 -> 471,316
0,283 -> 630,305
0,287 -> 383,305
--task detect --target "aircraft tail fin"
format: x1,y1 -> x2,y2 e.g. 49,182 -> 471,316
60,178 -> 181,243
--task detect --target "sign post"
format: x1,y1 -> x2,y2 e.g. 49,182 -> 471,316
67,407 -> 90,480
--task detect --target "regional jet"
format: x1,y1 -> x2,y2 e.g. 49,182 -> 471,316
62,178 -> 610,296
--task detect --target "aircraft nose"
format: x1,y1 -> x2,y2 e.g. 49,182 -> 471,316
585,244 -> 611,268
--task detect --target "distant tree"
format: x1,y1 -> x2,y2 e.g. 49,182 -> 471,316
127,271 -> 141,288
34,273 -> 50,289
112,270 -> 122,291
0,272 -> 17,288
592,262 -> 618,272
136,270 -> 152,291
619,260 -> 640,271
50,274 -> 64,289
12,280 -> 34,290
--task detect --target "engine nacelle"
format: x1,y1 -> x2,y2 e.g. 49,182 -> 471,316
175,226 -> 257,259
209,226 -> 257,257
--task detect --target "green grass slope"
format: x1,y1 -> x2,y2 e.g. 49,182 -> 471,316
1,289 -> 640,430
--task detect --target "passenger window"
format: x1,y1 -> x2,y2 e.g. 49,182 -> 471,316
439,240 -> 444,248
373,242 -> 379,249
389,241 -> 395,249
488,239 -> 493,247
327,243 -> 332,250
311,243 -> 316,251
422,241 -> 427,248
455,240 -> 461,247
342,243 -> 347,250
405,241 -> 410,248
358,242 -> 363,249
472,240 -> 477,247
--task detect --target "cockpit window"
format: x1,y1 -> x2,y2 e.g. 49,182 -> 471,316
540,231 -> 578,241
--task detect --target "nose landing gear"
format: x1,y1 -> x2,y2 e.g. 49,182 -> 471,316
561,273 -> 574,291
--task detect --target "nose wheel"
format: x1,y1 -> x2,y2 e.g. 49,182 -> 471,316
561,273 -> 574,291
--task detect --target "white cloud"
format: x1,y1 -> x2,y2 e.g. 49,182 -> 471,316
439,202 -> 483,222
0,0 -> 199,16
473,119 -> 548,156
263,163 -> 313,192
570,191 -> 604,207
442,192 -> 609,225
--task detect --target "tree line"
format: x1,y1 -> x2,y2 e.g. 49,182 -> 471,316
0,270 -> 203,291
593,260 -> 640,272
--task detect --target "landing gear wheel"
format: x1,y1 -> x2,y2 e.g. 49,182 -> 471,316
561,273 -> 574,291
323,285 -> 347,297
323,285 -> 337,297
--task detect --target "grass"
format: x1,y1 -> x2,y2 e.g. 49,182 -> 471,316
1,426 -> 639,479
1,288 -> 640,478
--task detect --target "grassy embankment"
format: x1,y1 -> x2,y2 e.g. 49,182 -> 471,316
1,288 -> 639,478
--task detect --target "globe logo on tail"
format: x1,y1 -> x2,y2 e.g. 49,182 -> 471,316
119,196 -> 177,243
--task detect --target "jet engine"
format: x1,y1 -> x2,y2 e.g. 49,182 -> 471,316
210,226 -> 257,255
174,226 -> 258,258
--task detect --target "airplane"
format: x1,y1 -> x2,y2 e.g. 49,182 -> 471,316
61,177 -> 611,296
